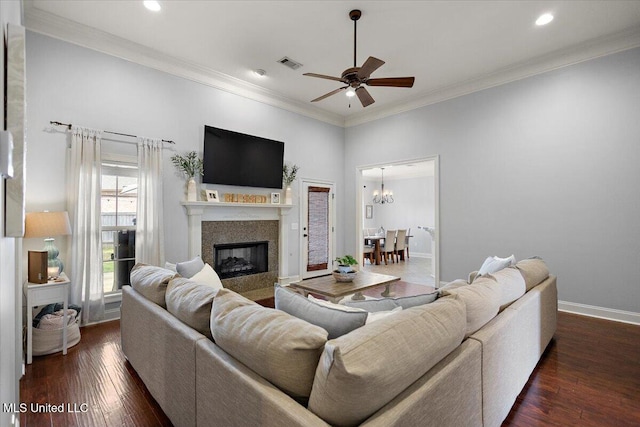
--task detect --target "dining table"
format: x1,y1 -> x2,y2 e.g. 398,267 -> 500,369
364,234 -> 413,265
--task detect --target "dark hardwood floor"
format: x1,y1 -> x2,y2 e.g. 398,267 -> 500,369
20,305 -> 639,426
504,313 -> 640,427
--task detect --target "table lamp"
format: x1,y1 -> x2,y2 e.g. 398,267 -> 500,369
24,211 -> 72,278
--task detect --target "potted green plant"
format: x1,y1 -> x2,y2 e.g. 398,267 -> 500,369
171,151 -> 204,201
282,163 -> 299,205
334,255 -> 358,273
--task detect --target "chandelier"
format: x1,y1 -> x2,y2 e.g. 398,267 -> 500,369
372,168 -> 393,204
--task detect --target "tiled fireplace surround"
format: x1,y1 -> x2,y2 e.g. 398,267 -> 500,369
181,202 -> 291,294
202,220 -> 278,293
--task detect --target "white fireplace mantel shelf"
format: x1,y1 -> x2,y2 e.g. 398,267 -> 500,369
180,201 -> 292,213
180,201 -> 293,281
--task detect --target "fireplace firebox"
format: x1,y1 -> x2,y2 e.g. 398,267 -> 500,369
214,241 -> 268,279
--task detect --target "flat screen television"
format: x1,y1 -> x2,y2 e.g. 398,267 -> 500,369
203,125 -> 284,189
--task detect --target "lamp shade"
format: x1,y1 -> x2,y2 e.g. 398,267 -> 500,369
24,211 -> 72,238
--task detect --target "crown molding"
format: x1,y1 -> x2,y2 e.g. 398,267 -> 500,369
24,4 -> 640,130
344,26 -> 640,127
24,5 -> 345,128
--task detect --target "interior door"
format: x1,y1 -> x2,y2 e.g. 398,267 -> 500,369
301,181 -> 334,279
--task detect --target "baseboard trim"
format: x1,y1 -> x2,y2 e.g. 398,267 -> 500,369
407,252 -> 430,259
558,300 -> 640,325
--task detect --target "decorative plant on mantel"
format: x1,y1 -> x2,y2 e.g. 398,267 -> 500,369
282,163 -> 299,187
282,163 -> 299,205
171,151 -> 204,179
171,151 -> 204,201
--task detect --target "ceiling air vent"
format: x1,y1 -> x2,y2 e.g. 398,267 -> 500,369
278,56 -> 303,70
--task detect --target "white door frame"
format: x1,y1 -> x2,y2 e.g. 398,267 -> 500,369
299,179 -> 336,279
355,156 -> 440,287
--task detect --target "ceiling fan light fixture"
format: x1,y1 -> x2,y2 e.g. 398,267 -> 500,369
535,13 -> 554,26
303,9 -> 414,108
143,1 -> 161,12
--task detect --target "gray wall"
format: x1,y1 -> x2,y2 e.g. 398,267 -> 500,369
25,31 -> 346,277
1,1 -> 22,421
345,47 -> 640,314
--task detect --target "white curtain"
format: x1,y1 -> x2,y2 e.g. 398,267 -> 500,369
135,137 -> 164,265
67,126 -> 104,325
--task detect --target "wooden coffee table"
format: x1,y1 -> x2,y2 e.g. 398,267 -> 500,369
289,271 -> 401,303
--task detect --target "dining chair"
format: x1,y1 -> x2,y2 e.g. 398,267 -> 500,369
395,229 -> 407,261
380,229 -> 397,264
405,227 -> 411,258
363,244 -> 375,265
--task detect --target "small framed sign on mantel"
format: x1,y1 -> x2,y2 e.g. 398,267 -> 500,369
205,190 -> 219,202
271,192 -> 281,205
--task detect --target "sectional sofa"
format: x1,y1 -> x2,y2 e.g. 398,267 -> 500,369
121,258 -> 556,427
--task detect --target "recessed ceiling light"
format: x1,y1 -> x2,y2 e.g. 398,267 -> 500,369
536,13 -> 554,26
346,88 -> 356,98
253,69 -> 267,78
144,1 -> 161,12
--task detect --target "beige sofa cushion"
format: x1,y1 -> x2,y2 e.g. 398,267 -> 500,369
308,296 -> 466,426
487,267 -> 526,311
440,276 -> 500,337
166,277 -> 219,339
211,289 -> 328,399
130,263 -> 178,308
515,258 -> 550,291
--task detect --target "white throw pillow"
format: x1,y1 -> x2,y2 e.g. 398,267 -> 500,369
366,306 -> 402,324
164,261 -> 177,272
190,263 -> 223,290
476,254 -> 516,278
307,295 -> 367,313
176,256 -> 205,278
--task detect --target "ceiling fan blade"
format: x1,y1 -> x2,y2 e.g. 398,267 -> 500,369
366,77 -> 415,88
311,86 -> 348,102
303,73 -> 345,82
357,56 -> 385,79
356,86 -> 375,107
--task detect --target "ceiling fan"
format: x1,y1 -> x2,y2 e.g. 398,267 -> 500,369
304,9 -> 415,108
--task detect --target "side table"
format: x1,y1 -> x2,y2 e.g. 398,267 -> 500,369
26,273 -> 70,364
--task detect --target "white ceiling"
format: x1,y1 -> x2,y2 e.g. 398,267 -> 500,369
24,1 -> 640,127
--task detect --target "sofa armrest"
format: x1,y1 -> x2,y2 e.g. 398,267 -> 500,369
195,339 -> 330,427
121,286 -> 206,427
469,275 -> 557,427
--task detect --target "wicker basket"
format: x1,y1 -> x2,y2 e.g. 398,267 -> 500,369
332,270 -> 357,282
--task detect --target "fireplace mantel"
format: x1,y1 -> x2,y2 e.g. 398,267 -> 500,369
181,201 -> 292,212
180,201 -> 292,281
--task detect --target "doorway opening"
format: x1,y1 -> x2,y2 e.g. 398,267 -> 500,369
357,157 -> 439,287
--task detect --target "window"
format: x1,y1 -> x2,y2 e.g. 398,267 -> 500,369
101,158 -> 137,294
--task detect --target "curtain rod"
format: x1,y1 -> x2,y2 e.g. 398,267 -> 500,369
49,121 -> 176,144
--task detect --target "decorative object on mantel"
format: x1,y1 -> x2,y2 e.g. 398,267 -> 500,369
271,192 -> 281,205
171,151 -> 203,202
372,167 -> 394,204
282,163 -> 299,205
205,190 -> 219,202
223,193 -> 269,203
334,255 -> 358,281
